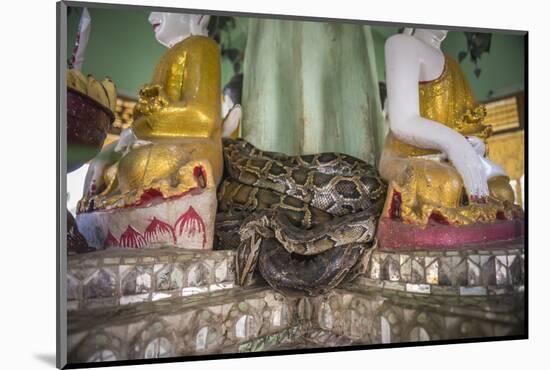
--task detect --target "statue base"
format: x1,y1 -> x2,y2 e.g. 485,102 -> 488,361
67,211 -> 94,255
377,217 -> 524,250
66,239 -> 524,363
77,190 -> 217,250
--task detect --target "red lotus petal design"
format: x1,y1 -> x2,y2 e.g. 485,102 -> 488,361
174,206 -> 207,248
119,225 -> 146,249
144,217 -> 176,244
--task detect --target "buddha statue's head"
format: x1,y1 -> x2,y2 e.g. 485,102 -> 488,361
412,28 -> 448,48
148,12 -> 210,48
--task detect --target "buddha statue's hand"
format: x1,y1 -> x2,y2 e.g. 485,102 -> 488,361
466,136 -> 486,157
446,139 -> 490,203
222,104 -> 242,138
134,84 -> 169,117
465,136 -> 507,181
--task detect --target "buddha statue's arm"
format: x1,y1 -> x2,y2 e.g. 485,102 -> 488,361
385,35 -> 489,201
133,38 -> 221,140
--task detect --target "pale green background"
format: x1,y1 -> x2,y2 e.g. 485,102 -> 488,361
67,7 -> 248,97
67,7 -> 525,101
371,27 -> 525,100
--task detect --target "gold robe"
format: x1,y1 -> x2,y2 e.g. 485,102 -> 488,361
78,36 -> 223,212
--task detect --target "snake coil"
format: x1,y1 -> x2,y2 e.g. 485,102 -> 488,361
215,138 -> 387,296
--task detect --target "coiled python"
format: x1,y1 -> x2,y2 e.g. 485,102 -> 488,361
215,138 -> 387,296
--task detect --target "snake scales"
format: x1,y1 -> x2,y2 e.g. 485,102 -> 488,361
215,138 -> 387,296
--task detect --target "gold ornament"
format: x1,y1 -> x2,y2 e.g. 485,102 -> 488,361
67,68 -> 118,113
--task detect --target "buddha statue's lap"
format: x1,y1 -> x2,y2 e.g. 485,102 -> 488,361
94,139 -> 220,206
381,143 -> 516,225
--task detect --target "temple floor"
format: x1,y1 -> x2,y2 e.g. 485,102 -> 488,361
66,240 -> 525,363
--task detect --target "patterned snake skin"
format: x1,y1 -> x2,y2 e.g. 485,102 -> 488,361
215,138 -> 387,296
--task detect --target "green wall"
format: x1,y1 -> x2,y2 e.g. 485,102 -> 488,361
67,7 -> 524,102
441,31 -> 525,100
218,17 -> 248,87
67,7 -> 165,97
372,28 -> 392,90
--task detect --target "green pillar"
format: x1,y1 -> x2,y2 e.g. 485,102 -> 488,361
242,19 -> 384,164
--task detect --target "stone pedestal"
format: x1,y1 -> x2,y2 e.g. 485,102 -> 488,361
68,287 -> 297,362
67,248 -> 235,311
365,241 -> 524,295
66,239 -> 525,364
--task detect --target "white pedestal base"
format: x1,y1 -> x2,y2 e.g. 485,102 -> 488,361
77,190 -> 217,250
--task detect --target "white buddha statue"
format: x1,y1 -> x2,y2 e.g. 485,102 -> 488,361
377,28 -> 523,247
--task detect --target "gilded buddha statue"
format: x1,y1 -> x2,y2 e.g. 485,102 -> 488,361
378,28 -> 523,248
76,12 -> 224,250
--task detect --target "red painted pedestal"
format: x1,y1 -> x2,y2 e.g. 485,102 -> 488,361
377,217 -> 525,250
